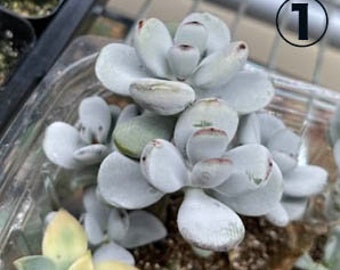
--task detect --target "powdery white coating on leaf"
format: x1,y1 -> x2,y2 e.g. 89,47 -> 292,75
174,98 -> 239,156
238,113 -> 261,145
107,208 -> 130,243
174,21 -> 208,54
93,242 -> 135,266
257,112 -> 285,145
281,196 -> 308,221
205,71 -> 275,115
213,162 -> 283,216
177,189 -> 245,251
43,122 -> 85,169
271,150 -> 297,174
190,158 -> 233,189
167,45 -> 200,80
95,43 -> 148,96
141,139 -> 189,193
97,152 -> 164,209
73,144 -> 110,165
333,139 -> 340,168
191,42 -> 248,90
83,213 -> 105,246
134,18 -> 172,78
328,103 -> 340,145
283,165 -> 328,197
118,211 -> 167,249
181,12 -> 231,55
265,203 -> 289,227
78,96 -> 112,144
186,128 -> 229,165
130,78 -> 195,115
115,104 -> 141,126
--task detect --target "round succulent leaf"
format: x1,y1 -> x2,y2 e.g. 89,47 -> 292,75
118,211 -> 167,249
107,208 -> 129,243
93,242 -> 135,266
174,98 -> 238,155
98,152 -> 164,209
134,18 -> 172,78
174,21 -> 208,54
181,12 -> 231,54
78,97 -> 112,144
213,162 -> 283,216
113,113 -> 176,159
177,188 -> 245,251
191,42 -> 248,90
95,43 -> 149,96
283,165 -> 328,197
323,226 -> 340,268
43,122 -> 85,169
257,112 -> 285,145
238,113 -> 261,145
224,144 -> 274,188
204,71 -> 275,115
115,104 -> 141,126
295,253 -> 327,270
190,158 -> 233,189
95,261 -> 139,270
333,139 -> 340,168
14,256 -> 56,270
140,139 -> 188,193
265,203 -> 289,227
281,196 -> 308,221
83,213 -> 105,246
129,78 -> 195,115
271,150 -> 297,174
42,209 -> 88,269
167,44 -> 200,80
328,104 -> 340,145
186,128 -> 229,165
109,104 -> 122,122
73,144 -> 111,165
83,187 -> 111,231
68,251 -> 94,270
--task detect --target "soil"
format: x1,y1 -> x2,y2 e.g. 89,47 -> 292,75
133,194 -> 328,270
1,0 -> 59,17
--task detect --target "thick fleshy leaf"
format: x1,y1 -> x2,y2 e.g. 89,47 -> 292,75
78,97 -> 112,144
257,112 -> 285,145
190,158 -> 233,188
42,209 -> 87,269
186,128 -> 229,165
238,113 -> 261,144
69,251 -> 94,270
271,150 -> 297,174
73,144 -> 111,165
113,113 -> 176,158
118,211 -> 167,249
213,162 -> 283,216
323,226 -> 340,268
191,42 -> 248,90
181,12 -> 231,54
115,104 -> 140,126
265,203 -> 289,227
281,196 -> 308,221
204,71 -> 275,114
93,242 -> 135,266
43,122 -> 85,169
174,98 -> 238,155
140,139 -> 188,193
134,18 -> 172,78
95,261 -> 138,270
295,253 -> 327,270
177,189 -> 245,251
224,144 -> 274,188
333,139 -> 340,168
174,21 -> 208,54
328,104 -> 340,145
95,43 -> 148,96
130,78 -> 195,115
83,213 -> 105,246
167,45 -> 200,80
83,187 -> 111,231
14,256 -> 56,270
283,165 -> 327,197
107,208 -> 129,243
98,152 -> 163,209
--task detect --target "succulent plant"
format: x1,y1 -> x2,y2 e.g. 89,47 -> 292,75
14,209 -> 139,270
43,97 -> 119,170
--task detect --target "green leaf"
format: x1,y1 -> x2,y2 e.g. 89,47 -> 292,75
14,255 -> 56,270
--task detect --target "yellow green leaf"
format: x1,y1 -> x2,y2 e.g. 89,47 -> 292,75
42,209 -> 88,269
95,261 -> 139,270
68,251 -> 94,270
14,255 -> 56,270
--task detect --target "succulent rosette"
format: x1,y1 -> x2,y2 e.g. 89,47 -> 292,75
43,97 -> 119,170
95,12 -> 274,117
